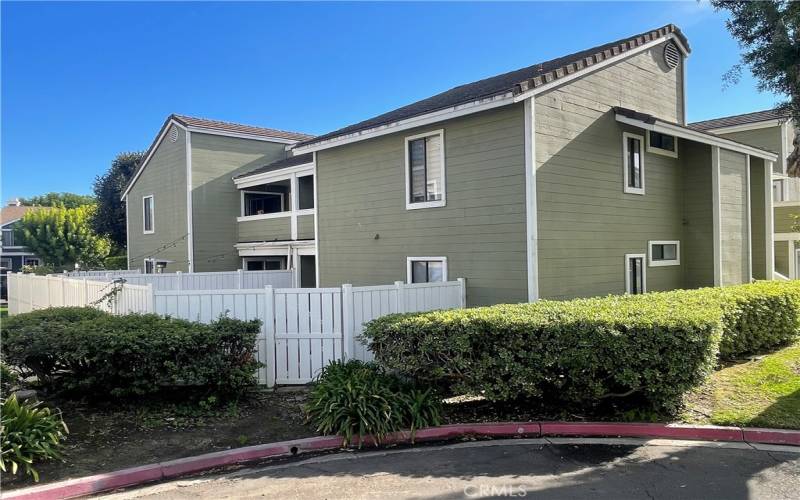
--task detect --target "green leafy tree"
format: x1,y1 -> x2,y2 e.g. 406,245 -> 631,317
16,205 -> 111,269
711,1 -> 800,174
19,192 -> 94,208
91,151 -> 144,249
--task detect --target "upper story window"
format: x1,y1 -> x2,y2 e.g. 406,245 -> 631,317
647,131 -> 678,158
1,229 -> 16,247
773,179 -> 786,202
242,179 -> 290,217
405,130 -> 445,209
622,132 -> 645,195
407,256 -> 448,284
298,175 -> 315,210
142,195 -> 154,234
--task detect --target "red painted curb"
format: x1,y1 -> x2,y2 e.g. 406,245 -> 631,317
743,428 -> 800,446
3,422 -> 798,500
540,422 -> 745,442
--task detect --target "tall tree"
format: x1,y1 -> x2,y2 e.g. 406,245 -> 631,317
91,151 -> 144,248
19,192 -> 94,208
16,205 -> 111,269
711,1 -> 800,174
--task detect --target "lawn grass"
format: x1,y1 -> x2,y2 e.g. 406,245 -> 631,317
684,342 -> 800,429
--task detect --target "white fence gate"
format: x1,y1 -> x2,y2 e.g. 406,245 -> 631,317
7,273 -> 466,386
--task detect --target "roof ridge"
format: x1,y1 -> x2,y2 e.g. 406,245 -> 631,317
171,114 -> 315,138
689,108 -> 791,126
296,23 -> 688,149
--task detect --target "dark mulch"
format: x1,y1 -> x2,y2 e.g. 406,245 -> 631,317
1,389 -> 315,490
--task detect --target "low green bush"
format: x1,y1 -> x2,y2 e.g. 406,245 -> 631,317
0,395 -> 68,482
305,360 -> 441,446
3,308 -> 262,399
363,280 -> 800,411
363,293 -> 724,411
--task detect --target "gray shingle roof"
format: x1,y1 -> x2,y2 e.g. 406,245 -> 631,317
172,115 -> 314,142
614,106 -> 779,154
235,153 -> 314,179
689,108 -> 790,131
296,24 -> 689,149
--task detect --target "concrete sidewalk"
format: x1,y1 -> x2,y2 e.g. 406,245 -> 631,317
103,438 -> 800,499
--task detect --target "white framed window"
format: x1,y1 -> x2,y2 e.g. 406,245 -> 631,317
242,191 -> 286,217
1,257 -> 12,270
23,257 -> 40,267
142,195 -> 154,234
646,130 -> 678,158
648,240 -> 680,266
2,229 -> 16,247
405,130 -> 446,210
773,179 -> 787,202
407,257 -> 448,284
622,132 -> 645,195
625,253 -> 646,294
242,256 -> 287,271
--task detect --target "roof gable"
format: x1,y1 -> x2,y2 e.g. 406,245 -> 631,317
689,108 -> 791,131
295,24 -> 689,151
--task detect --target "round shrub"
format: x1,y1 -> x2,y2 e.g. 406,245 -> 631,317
3,308 -> 262,399
0,395 -> 68,482
363,293 -> 724,411
305,360 -> 441,446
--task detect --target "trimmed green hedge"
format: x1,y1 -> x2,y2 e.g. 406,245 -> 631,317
362,281 -> 800,410
2,307 -> 262,399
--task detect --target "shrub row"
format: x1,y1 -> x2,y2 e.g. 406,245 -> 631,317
2,307 -> 262,399
362,281 -> 800,411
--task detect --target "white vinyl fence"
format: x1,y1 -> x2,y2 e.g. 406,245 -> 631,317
64,270 -> 142,278
8,273 -> 152,315
7,273 -> 466,387
113,269 -> 294,291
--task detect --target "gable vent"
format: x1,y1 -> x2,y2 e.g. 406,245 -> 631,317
663,42 -> 680,70
169,126 -> 178,143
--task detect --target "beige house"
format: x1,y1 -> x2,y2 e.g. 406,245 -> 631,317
124,24 -> 779,305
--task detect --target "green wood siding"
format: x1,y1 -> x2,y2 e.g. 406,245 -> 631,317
190,133 -> 286,271
718,126 -> 782,172
535,44 -> 689,299
297,214 -> 315,240
718,149 -> 749,285
126,126 -> 189,272
775,240 -> 790,277
750,157 -> 768,280
237,216 -> 292,243
682,141 -> 715,289
316,104 -> 527,306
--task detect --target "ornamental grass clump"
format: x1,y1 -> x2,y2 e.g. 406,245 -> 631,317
305,360 -> 441,446
0,395 -> 68,482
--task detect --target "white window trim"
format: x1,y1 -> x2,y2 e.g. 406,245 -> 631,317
624,253 -> 647,294
240,190 -> 286,218
142,195 -> 154,234
406,256 -> 448,284
404,129 -> 446,210
23,257 -> 40,267
648,240 -> 681,267
0,257 -> 12,269
646,130 -> 679,158
622,132 -> 645,195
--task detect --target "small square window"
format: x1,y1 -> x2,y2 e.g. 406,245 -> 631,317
407,257 -> 448,284
649,241 -> 680,266
625,254 -> 646,294
647,131 -> 678,157
623,133 -> 645,195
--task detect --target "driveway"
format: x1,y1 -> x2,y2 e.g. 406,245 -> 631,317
103,438 -> 800,499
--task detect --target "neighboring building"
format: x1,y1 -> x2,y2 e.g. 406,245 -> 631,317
1,202 -> 42,299
1,202 -> 42,272
692,109 -> 799,279
121,115 -> 314,277
292,24 -> 776,304
125,24 -> 779,304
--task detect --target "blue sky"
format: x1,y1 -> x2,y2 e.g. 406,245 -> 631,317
1,1 -> 784,200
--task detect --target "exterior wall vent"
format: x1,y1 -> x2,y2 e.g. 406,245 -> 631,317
169,126 -> 179,143
663,42 -> 680,70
